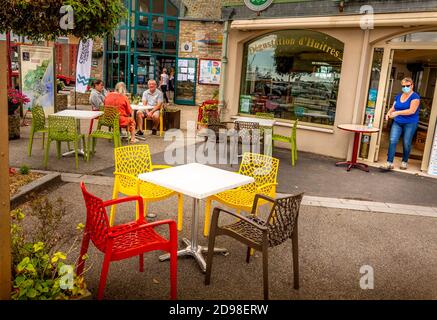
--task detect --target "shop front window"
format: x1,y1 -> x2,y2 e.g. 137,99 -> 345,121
240,30 -> 344,126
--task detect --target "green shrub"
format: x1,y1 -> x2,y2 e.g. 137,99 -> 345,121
10,197 -> 89,300
19,165 -> 30,175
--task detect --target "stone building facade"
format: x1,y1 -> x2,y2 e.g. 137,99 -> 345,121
176,0 -> 224,126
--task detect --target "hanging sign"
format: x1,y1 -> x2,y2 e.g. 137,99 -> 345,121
75,39 -> 93,93
244,0 -> 274,12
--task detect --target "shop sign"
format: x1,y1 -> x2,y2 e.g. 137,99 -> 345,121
244,0 -> 274,12
248,36 -> 343,61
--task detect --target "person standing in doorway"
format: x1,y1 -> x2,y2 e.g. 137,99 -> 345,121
168,68 -> 175,104
381,77 -> 421,171
159,68 -> 169,104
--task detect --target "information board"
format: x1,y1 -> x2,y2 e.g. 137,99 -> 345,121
20,45 -> 56,114
198,59 -> 221,85
175,58 -> 197,106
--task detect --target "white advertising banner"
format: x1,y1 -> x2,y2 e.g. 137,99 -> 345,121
20,45 -> 56,114
427,122 -> 437,176
75,39 -> 94,93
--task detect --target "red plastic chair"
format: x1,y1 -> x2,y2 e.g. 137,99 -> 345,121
77,182 -> 178,300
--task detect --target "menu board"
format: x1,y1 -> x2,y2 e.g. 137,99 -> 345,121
198,59 -> 221,85
175,58 -> 197,105
428,122 -> 437,176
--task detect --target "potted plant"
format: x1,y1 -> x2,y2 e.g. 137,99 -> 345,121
8,89 -> 30,140
164,105 -> 181,130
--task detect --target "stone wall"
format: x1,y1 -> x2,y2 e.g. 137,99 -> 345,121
91,38 -> 104,81
179,20 -> 224,105
56,94 -> 69,111
69,92 -> 91,106
182,0 -> 222,19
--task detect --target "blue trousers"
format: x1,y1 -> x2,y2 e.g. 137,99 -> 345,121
387,121 -> 418,163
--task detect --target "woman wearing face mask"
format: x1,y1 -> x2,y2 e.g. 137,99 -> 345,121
381,77 -> 421,171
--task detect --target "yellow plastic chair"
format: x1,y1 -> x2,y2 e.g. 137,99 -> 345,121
110,145 -> 184,230
203,152 -> 280,237
159,107 -> 164,137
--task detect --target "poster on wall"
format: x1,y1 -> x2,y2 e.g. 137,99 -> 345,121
198,59 -> 221,86
20,45 -> 56,114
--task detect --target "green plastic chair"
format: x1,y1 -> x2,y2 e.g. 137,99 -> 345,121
256,112 -> 275,146
28,105 -> 48,157
97,105 -> 116,130
255,112 -> 274,119
88,106 -> 121,160
44,115 -> 87,169
272,119 -> 298,166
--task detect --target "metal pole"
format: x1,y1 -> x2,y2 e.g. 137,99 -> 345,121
218,20 -> 230,121
0,40 -> 12,300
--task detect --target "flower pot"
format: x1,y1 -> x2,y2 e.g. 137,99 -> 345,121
164,109 -> 181,130
8,113 -> 21,140
8,102 -> 21,116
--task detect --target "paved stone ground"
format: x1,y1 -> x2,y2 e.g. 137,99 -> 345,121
35,182 -> 437,300
10,109 -> 437,300
11,116 -> 437,207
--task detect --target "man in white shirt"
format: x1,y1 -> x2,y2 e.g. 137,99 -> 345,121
136,79 -> 163,136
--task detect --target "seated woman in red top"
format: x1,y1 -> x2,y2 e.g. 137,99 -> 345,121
104,82 -> 138,144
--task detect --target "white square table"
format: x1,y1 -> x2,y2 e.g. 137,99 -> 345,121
233,116 -> 276,128
233,116 -> 277,157
53,110 -> 103,157
131,104 -> 154,112
138,163 -> 255,272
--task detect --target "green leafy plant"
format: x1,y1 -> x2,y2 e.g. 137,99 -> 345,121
212,89 -> 219,100
56,79 -> 65,93
129,95 -> 142,105
10,198 -> 89,300
0,0 -> 127,40
19,165 -> 30,175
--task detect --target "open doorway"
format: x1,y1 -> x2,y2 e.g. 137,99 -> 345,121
378,49 -> 437,172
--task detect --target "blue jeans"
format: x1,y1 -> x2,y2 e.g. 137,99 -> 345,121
387,121 -> 418,163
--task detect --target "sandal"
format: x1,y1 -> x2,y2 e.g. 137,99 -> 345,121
129,138 -> 140,144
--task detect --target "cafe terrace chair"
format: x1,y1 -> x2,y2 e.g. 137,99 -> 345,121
88,106 -> 121,160
28,105 -> 48,157
231,121 -> 261,167
43,115 -> 87,169
111,145 -> 184,230
204,152 -> 279,237
272,119 -> 298,166
77,182 -> 178,300
205,192 -> 304,300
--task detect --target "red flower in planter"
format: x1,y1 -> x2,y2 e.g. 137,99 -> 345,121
7,89 -> 30,115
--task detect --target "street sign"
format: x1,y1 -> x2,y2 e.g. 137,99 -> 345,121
244,0 -> 274,12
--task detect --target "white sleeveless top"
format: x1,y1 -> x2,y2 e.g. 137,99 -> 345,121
161,73 -> 169,86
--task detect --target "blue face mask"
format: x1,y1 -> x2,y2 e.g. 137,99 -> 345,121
402,86 -> 411,94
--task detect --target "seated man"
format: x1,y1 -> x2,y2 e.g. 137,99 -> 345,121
89,79 -> 107,111
136,79 -> 163,136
